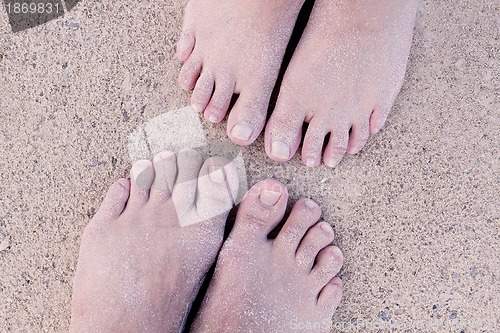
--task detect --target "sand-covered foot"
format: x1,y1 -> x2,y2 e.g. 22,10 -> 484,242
265,0 -> 419,167
69,150 -> 238,333
192,180 -> 344,333
177,0 -> 304,146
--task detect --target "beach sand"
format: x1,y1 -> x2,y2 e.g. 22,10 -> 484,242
0,0 -> 498,331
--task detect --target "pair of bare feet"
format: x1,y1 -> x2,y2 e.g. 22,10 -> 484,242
177,0 -> 418,167
70,150 -> 344,332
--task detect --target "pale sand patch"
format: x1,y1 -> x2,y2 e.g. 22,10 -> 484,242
127,105 -> 249,214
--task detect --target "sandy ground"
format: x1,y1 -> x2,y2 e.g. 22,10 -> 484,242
0,0 -> 498,332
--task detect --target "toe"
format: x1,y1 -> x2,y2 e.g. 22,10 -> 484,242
370,104 -> 391,135
204,77 -> 235,123
178,56 -> 202,91
347,121 -> 370,154
302,118 -> 329,167
176,31 -> 196,62
230,180 -> 288,241
295,221 -> 335,272
191,72 -> 215,113
129,160 -> 155,207
150,151 -> 177,202
226,89 -> 270,146
196,156 -> 239,222
323,126 -> 350,168
311,246 -> 344,289
93,178 -> 130,220
274,198 -> 321,254
172,149 -> 203,216
265,98 -> 304,162
317,276 -> 343,311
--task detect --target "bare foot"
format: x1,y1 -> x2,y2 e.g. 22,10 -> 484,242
265,0 -> 419,167
192,180 -> 344,333
176,0 -> 304,146
69,150 -> 238,333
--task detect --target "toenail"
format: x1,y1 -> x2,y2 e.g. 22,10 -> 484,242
305,158 -> 316,167
259,189 -> 282,206
325,156 -> 341,168
154,151 -> 174,161
180,149 -> 199,158
231,123 -> 253,141
320,222 -> 333,234
271,141 -> 290,160
332,284 -> 342,294
208,165 -> 226,183
208,115 -> 218,123
331,246 -> 343,259
192,104 -> 202,113
304,199 -> 317,210
117,179 -> 129,189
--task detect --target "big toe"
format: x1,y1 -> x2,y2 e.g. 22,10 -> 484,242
230,180 -> 288,243
226,83 -> 271,146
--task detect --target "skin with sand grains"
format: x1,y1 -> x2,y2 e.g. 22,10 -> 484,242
177,0 -> 418,168
70,151 -> 343,332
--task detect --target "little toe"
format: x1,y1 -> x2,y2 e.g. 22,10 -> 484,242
196,156 -> 239,222
302,119 -> 329,167
178,56 -> 202,91
176,31 -> 196,62
317,276 -> 343,311
172,149 -> 203,216
347,121 -> 370,154
150,151 -> 177,202
275,198 -> 322,254
295,221 -> 335,272
311,246 -> 344,289
323,127 -> 350,168
204,77 -> 235,123
93,178 -> 130,221
129,160 -> 155,207
226,90 -> 269,145
265,101 -> 304,162
230,179 -> 288,242
191,72 -> 215,113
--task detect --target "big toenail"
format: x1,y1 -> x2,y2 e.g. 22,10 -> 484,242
259,189 -> 281,206
271,141 -> 290,160
304,199 -> 317,209
320,222 -> 333,233
208,165 -> 226,183
192,104 -> 202,113
231,123 -> 253,141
